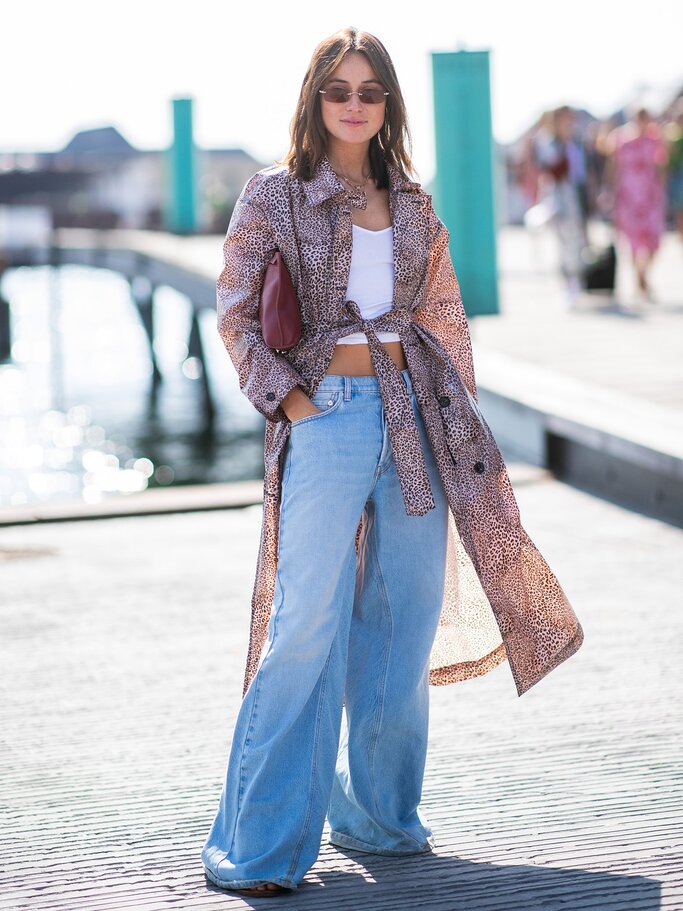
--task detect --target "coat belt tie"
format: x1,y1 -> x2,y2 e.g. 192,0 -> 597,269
334,300 -> 436,517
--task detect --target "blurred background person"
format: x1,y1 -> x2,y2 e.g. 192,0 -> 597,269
533,105 -> 589,307
603,105 -> 668,301
664,98 -> 683,244
583,118 -> 609,222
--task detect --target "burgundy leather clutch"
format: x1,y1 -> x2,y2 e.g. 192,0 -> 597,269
259,250 -> 302,352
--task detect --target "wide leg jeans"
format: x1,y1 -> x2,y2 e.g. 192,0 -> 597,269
201,369 -> 449,890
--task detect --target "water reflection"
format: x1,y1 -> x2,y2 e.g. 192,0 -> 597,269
1,400 -> 162,506
0,263 -> 265,509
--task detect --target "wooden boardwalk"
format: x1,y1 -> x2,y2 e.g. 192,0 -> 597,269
1,469 -> 682,909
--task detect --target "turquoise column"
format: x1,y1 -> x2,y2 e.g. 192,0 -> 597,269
166,97 -> 198,234
431,50 -> 499,316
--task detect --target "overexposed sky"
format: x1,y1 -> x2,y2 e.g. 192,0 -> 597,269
4,1 -> 681,184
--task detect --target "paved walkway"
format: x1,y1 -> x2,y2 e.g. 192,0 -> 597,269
474,224 -> 683,413
2,471 -> 682,909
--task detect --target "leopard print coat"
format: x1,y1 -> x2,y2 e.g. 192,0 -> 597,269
217,152 -> 584,699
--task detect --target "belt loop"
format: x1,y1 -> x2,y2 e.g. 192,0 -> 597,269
344,376 -> 351,400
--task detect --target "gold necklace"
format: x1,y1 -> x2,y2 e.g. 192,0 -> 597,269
337,169 -> 371,192
332,166 -> 373,209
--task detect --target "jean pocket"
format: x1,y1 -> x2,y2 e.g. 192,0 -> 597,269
290,390 -> 343,428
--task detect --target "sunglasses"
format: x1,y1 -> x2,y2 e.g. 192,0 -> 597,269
318,87 -> 389,105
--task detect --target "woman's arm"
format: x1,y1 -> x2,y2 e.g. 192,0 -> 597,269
216,176 -> 309,423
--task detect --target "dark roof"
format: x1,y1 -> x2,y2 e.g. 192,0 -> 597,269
59,126 -> 136,157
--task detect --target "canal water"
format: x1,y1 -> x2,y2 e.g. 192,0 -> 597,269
0,263 -> 266,510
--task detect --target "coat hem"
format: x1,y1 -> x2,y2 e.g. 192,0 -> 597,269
428,642 -> 508,686
511,621 -> 585,697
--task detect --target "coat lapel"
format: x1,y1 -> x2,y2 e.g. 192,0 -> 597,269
302,152 -> 422,208
302,152 -> 427,316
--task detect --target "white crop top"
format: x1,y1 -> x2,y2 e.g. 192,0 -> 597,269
336,224 -> 400,345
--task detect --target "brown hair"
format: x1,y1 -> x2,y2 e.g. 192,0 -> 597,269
276,26 -> 417,190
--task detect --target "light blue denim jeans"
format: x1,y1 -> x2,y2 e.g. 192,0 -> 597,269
201,368 -> 449,891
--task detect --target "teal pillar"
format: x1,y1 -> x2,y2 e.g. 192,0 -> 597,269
166,97 -> 198,234
431,50 -> 499,316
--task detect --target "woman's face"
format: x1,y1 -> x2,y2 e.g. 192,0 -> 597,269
319,52 -> 387,151
555,109 -> 574,139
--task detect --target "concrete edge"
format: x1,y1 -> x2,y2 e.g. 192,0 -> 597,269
3,344 -> 681,527
0,465 -> 552,528
473,343 -> 683,525
0,480 -> 265,527
472,343 -> 683,468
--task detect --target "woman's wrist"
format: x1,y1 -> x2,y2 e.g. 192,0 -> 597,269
282,385 -> 322,422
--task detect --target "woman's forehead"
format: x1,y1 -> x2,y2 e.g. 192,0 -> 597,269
326,76 -> 382,84
328,53 -> 379,81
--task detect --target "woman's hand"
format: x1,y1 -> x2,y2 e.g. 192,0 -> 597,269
281,385 -> 323,422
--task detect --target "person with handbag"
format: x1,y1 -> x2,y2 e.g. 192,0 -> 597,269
533,105 -> 589,307
201,26 -> 584,897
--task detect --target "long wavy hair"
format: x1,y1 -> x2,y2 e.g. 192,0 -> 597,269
276,26 -> 417,190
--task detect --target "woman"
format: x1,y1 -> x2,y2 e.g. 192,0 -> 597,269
201,26 -> 584,896
604,106 -> 668,301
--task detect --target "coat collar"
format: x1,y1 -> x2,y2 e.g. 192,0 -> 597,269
302,152 -> 422,206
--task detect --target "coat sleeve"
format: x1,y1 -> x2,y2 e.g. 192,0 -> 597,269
216,174 -> 306,423
414,205 -> 479,404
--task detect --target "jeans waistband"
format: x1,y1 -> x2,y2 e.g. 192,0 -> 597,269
317,368 -> 412,397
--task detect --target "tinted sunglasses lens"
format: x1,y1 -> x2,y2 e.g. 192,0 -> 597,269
320,89 -> 387,104
361,89 -> 386,104
323,89 -> 348,103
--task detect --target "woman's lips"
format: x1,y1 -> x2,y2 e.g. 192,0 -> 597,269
342,120 -> 366,126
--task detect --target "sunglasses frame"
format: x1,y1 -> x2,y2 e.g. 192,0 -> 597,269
318,88 -> 390,105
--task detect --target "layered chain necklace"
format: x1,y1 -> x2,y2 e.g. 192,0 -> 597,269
333,166 -> 372,210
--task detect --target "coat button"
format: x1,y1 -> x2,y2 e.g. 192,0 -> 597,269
266,392 -> 276,401
438,395 -> 450,408
474,461 -> 485,474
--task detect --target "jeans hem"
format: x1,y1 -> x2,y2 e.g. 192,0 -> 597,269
204,865 -> 299,891
328,829 -> 436,856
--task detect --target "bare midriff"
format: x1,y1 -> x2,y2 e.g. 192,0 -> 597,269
322,181 -> 404,377
325,340 -> 407,376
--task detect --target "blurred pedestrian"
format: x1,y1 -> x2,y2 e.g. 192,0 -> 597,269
604,105 -> 668,301
534,106 -> 589,307
664,98 -> 683,244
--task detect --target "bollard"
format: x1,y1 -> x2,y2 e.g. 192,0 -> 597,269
431,48 -> 499,316
165,97 -> 198,234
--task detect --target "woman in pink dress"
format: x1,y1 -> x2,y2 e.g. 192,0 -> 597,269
605,106 -> 668,301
